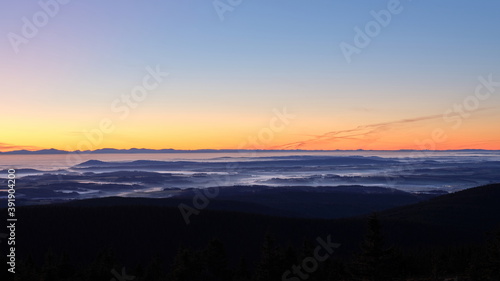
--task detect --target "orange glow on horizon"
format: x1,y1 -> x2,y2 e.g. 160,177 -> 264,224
2,108 -> 499,152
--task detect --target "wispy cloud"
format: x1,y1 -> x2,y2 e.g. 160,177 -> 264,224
272,114 -> 444,150
0,143 -> 42,152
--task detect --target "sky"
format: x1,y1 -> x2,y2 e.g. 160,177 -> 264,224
1,0 -> 499,151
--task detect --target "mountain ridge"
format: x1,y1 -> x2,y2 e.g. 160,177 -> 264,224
1,148 -> 498,154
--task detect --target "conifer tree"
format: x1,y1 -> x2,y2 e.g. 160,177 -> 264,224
234,258 -> 252,281
254,234 -> 284,281
351,213 -> 395,281
486,230 -> 500,280
144,254 -> 166,281
169,246 -> 203,281
40,249 -> 59,281
87,248 -> 118,281
203,239 -> 231,281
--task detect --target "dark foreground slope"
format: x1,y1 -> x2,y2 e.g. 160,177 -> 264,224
376,183 -> 500,248
381,183 -> 500,230
0,183 -> 499,280
58,185 -> 442,219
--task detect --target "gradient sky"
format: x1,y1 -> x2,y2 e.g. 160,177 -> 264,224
1,0 -> 499,151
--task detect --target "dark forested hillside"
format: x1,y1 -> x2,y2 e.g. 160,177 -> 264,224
1,183 -> 499,280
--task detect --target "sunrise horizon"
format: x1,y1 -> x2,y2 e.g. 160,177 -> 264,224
2,145 -> 500,154
2,1 -> 499,155
2,2 -> 500,280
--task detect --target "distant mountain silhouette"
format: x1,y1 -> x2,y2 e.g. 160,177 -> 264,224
1,148 -> 498,154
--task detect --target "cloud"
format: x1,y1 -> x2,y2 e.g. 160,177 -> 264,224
0,143 -> 43,152
272,114 -> 444,150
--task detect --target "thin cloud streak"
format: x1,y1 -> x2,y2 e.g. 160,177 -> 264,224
0,142 -> 42,152
272,114 -> 445,150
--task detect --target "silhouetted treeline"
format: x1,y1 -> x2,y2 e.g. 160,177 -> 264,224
2,214 -> 500,281
2,183 -> 500,280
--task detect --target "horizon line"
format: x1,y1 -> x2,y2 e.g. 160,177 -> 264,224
1,147 -> 499,154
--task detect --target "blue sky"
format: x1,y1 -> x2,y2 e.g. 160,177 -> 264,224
1,0 -> 499,150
